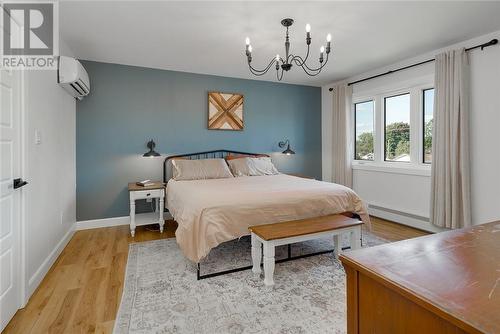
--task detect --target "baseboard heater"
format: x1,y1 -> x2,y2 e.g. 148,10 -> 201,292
368,204 -> 429,222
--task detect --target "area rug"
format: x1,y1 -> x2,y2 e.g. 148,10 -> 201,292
114,232 -> 387,334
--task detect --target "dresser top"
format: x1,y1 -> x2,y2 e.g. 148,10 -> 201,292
340,221 -> 500,334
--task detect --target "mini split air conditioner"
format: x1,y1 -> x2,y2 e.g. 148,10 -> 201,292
58,56 -> 90,100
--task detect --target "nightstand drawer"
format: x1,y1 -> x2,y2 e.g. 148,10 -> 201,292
130,188 -> 164,201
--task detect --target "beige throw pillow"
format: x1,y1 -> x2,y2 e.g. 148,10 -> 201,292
171,159 -> 233,180
227,157 -> 280,177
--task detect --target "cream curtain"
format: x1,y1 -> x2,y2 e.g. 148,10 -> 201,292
430,48 -> 471,229
331,83 -> 353,188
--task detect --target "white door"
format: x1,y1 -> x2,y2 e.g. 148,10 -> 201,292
0,56 -> 23,332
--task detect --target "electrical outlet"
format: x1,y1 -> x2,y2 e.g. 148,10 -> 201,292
35,130 -> 42,145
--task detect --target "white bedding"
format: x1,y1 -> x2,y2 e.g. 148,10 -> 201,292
167,174 -> 370,262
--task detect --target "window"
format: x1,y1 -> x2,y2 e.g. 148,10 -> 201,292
354,101 -> 374,161
384,93 -> 410,162
423,88 -> 434,163
352,82 -> 433,170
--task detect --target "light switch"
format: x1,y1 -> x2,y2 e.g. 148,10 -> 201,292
35,130 -> 41,145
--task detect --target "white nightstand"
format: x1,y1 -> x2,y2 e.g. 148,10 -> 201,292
128,182 -> 165,237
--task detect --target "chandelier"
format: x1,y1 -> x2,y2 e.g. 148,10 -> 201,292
245,18 -> 331,81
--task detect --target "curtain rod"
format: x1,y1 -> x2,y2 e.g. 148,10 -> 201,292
328,38 -> 498,91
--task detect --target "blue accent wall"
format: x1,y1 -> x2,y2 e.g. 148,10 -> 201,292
76,61 -> 322,221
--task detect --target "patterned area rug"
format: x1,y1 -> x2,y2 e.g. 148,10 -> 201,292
114,232 -> 387,334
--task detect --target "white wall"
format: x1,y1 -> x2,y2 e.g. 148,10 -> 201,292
23,42 -> 77,299
322,30 -> 500,230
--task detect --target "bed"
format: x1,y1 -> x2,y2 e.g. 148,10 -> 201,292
164,150 -> 370,264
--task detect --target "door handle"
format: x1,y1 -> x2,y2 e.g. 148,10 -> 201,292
13,178 -> 28,189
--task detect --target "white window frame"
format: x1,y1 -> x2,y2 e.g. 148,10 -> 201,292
351,76 -> 433,176
353,99 -> 375,161
382,90 -> 412,163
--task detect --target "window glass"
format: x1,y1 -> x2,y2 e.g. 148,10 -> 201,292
384,94 -> 411,162
423,89 -> 434,163
355,101 -> 374,161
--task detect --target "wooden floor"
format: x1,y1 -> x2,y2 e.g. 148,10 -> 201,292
368,216 -> 428,241
3,217 -> 428,334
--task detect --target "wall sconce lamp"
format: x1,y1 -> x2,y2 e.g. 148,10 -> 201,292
278,139 -> 295,155
143,139 -> 161,157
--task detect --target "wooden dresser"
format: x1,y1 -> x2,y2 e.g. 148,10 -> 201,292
340,222 -> 500,334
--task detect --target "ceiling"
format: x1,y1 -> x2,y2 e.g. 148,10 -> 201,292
60,1 -> 500,87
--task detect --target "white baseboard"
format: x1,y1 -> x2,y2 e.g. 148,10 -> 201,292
368,205 -> 444,233
76,213 -> 173,231
76,216 -> 129,230
27,223 -> 76,299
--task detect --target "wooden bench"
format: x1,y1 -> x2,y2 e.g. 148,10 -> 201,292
249,214 -> 363,286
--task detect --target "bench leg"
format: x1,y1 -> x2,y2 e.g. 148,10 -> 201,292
263,243 -> 275,286
333,234 -> 340,260
350,226 -> 362,250
130,202 -> 136,237
251,233 -> 262,274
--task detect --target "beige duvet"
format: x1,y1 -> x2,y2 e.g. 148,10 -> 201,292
167,174 -> 370,262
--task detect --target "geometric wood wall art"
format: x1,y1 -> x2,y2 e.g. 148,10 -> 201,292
208,92 -> 244,130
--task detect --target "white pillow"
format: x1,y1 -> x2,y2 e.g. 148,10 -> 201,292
171,159 -> 233,180
227,157 -> 280,177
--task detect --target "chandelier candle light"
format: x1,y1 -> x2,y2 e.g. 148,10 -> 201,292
245,18 -> 331,81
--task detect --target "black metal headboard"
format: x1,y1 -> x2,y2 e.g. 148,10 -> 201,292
163,150 -> 270,183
